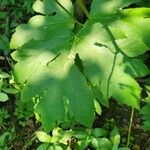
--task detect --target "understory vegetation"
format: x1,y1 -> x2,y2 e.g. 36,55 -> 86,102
0,0 -> 150,149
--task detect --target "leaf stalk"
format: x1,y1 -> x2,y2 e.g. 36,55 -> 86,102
127,107 -> 135,147
76,0 -> 90,18
55,0 -> 84,26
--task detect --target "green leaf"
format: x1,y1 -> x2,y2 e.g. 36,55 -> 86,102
91,128 -> 108,138
94,99 -> 102,115
145,85 -> 150,97
3,88 -> 20,94
75,137 -> 90,150
142,121 -> 150,130
59,131 -> 74,145
10,14 -> 74,84
20,51 -> 94,131
97,138 -> 113,149
109,15 -> 150,57
37,143 -> 49,150
110,126 -> 120,149
141,104 -> 150,114
90,0 -> 138,17
141,103 -> 150,131
53,145 -> 63,150
36,131 -> 60,143
90,136 -> 99,149
122,59 -> 149,78
0,70 -> 10,79
142,114 -> 150,120
33,0 -> 73,15
90,0 -> 150,57
10,0 -> 150,131
75,22 -> 143,109
36,131 -> 52,143
0,35 -> 10,55
0,132 -> 10,147
0,92 -> 9,102
74,131 -> 88,139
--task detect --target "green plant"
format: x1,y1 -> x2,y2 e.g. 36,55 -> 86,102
0,69 -> 19,102
141,80 -> 150,130
0,0 -> 36,56
0,108 -> 9,128
10,0 -> 150,132
0,132 -> 10,150
0,128 -> 14,150
141,103 -> 150,130
0,69 -> 10,102
14,100 -> 34,126
36,126 -> 130,150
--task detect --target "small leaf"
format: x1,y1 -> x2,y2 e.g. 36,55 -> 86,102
0,70 -> 10,79
142,121 -> 150,131
110,126 -> 120,149
92,128 -> 108,138
145,85 -> 150,97
36,131 -> 53,143
75,137 -> 90,150
141,103 -> 150,131
74,131 -> 88,139
53,145 -> 63,150
0,92 -> 9,102
3,88 -> 20,94
90,136 -> 99,149
142,114 -> 150,120
59,131 -> 74,145
52,127 -> 63,137
141,104 -> 150,114
97,138 -> 113,149
0,131 -> 10,147
36,143 -> 49,150
94,99 -> 102,115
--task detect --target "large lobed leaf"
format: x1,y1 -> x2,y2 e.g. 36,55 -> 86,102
10,0 -> 150,131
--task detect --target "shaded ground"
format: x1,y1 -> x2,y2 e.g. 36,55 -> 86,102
94,101 -> 150,149
1,98 -> 150,149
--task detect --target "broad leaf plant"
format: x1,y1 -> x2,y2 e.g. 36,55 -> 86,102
10,0 -> 150,132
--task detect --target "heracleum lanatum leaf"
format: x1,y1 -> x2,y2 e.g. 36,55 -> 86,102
10,0 -> 150,131
33,0 -> 73,15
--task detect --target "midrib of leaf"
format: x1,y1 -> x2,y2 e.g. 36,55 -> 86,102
106,53 -> 118,100
74,24 -> 124,101
46,36 -> 79,79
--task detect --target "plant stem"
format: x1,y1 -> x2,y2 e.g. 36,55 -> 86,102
76,0 -> 90,18
55,0 -> 84,26
127,107 -> 135,147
